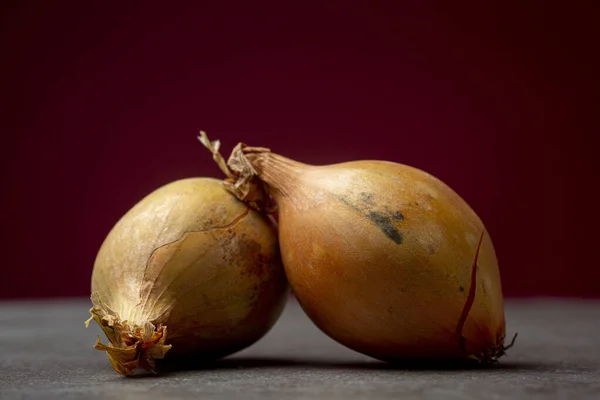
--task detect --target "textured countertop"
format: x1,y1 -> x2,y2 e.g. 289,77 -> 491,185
1,297 -> 599,399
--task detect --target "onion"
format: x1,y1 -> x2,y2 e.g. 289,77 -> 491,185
86,176 -> 288,376
209,138 -> 514,363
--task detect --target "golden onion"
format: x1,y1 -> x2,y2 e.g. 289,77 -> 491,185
208,137 -> 514,364
86,177 -> 287,376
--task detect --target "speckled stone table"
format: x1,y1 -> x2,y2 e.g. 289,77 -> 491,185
1,298 -> 599,399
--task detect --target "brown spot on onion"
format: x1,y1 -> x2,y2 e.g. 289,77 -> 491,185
392,211 -> 404,221
335,194 -> 404,245
366,211 -> 403,244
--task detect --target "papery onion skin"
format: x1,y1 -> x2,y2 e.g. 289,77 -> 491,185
233,148 -> 508,363
87,178 -> 288,376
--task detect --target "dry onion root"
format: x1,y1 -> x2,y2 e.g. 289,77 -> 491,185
208,137 -> 515,364
86,176 -> 288,376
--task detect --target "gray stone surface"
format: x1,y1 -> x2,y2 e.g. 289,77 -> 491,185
0,298 -> 599,399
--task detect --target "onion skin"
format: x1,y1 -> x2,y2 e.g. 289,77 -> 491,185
87,178 -> 288,376
233,148 -> 508,363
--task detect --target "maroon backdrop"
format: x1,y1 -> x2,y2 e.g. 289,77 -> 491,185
1,2 -> 597,299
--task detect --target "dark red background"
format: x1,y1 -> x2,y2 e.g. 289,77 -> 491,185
1,2 -> 597,299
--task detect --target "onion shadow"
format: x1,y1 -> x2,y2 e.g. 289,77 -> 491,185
140,355 -> 543,378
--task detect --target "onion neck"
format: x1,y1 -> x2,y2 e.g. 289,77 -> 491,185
242,147 -> 307,201
200,133 -> 309,210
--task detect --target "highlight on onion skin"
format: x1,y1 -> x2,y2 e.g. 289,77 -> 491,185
202,132 -> 515,364
86,177 -> 288,376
